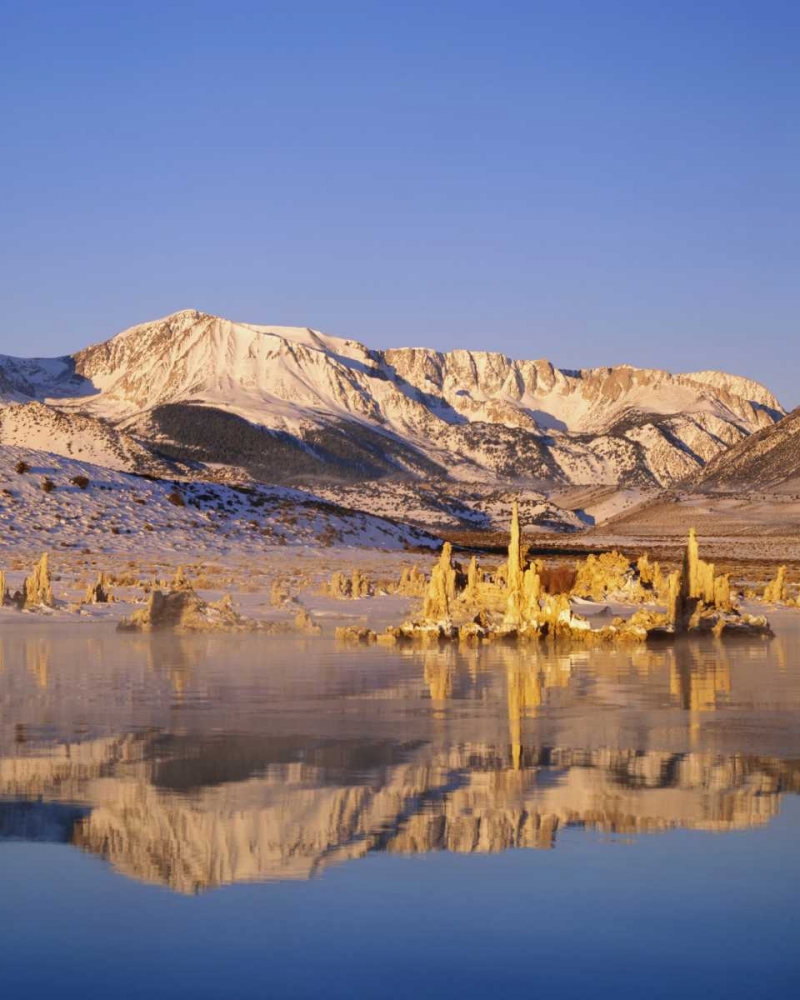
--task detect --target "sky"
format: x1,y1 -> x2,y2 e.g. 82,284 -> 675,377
1,1 -> 798,405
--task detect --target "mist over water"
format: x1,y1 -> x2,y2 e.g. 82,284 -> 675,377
1,623 -> 799,997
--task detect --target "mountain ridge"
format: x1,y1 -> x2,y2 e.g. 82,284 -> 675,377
0,309 -> 785,491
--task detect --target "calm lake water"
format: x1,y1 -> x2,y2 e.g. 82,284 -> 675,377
1,618 -> 800,998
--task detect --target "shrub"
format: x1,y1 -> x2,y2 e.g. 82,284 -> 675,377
70,475 -> 90,489
540,563 -> 577,595
41,478 -> 56,494
15,461 -> 29,474
166,490 -> 185,507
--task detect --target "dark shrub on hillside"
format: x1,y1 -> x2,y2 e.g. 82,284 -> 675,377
166,490 -> 185,507
70,475 -> 90,489
15,461 -> 30,474
41,478 -> 56,494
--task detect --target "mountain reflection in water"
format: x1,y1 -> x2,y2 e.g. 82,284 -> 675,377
1,623 -> 799,894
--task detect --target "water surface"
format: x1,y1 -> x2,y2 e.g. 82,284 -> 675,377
1,619 -> 799,997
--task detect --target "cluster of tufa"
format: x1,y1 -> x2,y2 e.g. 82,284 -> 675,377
339,506 -> 773,646
323,569 -> 373,599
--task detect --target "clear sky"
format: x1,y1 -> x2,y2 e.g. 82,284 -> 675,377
1,1 -> 797,405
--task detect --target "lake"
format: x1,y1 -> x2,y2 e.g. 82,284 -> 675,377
1,619 -> 799,998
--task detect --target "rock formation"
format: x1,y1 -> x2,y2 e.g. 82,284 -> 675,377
572,551 -> 635,602
324,569 -> 372,599
396,565 -> 428,597
17,553 -> 55,609
118,583 -> 260,633
463,557 -> 480,603
764,566 -> 787,604
422,544 -> 458,620
387,515 -> 772,645
270,578 -> 292,606
506,503 -> 524,596
84,573 -> 111,605
294,607 -> 321,635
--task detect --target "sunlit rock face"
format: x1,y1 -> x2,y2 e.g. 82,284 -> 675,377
1,732 -> 796,894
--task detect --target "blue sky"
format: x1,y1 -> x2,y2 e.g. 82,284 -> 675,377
1,1 -> 797,405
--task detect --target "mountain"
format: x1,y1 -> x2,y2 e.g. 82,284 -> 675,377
0,309 -> 784,491
691,406 -> 800,493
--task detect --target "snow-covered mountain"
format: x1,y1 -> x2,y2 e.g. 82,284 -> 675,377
0,309 -> 784,489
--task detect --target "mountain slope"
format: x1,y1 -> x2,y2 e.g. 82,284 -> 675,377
0,402 -> 178,475
0,309 -> 784,488
692,406 -> 800,493
0,445 -> 437,555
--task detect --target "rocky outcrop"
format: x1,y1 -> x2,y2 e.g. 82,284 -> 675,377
270,578 -> 292,606
572,551 -> 638,602
662,528 -> 771,638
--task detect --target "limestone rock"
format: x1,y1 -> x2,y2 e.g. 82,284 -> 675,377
572,551 -> 634,602
396,565 -> 427,597
763,566 -> 787,604
324,569 -> 372,599
20,553 -> 55,609
270,578 -> 292,606
422,544 -> 457,620
84,573 -> 111,605
334,626 -> 377,644
294,607 -> 321,635
506,502 -> 524,596
118,585 -> 258,633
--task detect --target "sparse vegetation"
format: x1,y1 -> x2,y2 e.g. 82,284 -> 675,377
15,461 -> 30,474
166,490 -> 186,507
70,475 -> 90,489
41,478 -> 56,494
540,563 -> 578,595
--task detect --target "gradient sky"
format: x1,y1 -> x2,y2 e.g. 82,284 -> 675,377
1,1 -> 798,405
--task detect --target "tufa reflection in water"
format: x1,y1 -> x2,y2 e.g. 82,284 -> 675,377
0,729 -> 797,894
1,631 -> 799,894
1,625 -> 800,893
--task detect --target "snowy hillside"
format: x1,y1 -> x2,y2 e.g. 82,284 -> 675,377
0,402 -> 177,475
0,309 -> 784,489
0,446 -> 438,556
691,406 -> 800,493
